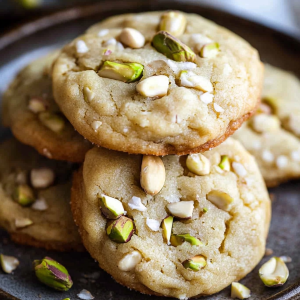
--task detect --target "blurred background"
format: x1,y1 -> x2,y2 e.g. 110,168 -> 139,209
0,0 -> 300,39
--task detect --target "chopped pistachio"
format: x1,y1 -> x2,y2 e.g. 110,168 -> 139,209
33,257 -> 73,291
15,218 -> 33,229
179,71 -> 213,92
159,11 -> 187,36
182,255 -> 206,271
99,194 -> 125,219
259,257 -> 289,287
200,42 -> 220,58
77,289 -> 94,300
219,155 -> 231,171
207,190 -> 234,211
118,251 -> 142,271
119,28 -> 145,49
28,97 -> 47,113
186,153 -> 211,175
170,234 -> 203,246
231,282 -> 251,299
161,216 -> 173,245
136,75 -> 169,98
167,201 -> 194,219
152,31 -> 196,62
14,184 -> 35,206
98,61 -> 144,83
203,207 -> 208,213
0,254 -> 19,274
106,216 -> 134,243
38,112 -> 65,133
31,168 -> 55,189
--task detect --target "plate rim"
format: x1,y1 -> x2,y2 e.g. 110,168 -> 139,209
0,1 -> 299,299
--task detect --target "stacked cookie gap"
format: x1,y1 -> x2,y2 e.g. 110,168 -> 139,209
2,9 -> 298,299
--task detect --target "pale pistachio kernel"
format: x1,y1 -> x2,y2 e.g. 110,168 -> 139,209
31,168 -> 55,189
207,190 -> 234,211
179,71 -> 213,92
191,33 -> 213,49
0,254 -> 19,274
262,150 -> 274,163
213,103 -> 224,113
146,218 -> 160,231
38,112 -> 65,133
31,198 -> 48,211
166,59 -> 196,74
118,251 -> 142,271
77,289 -> 94,300
200,92 -> 214,104
28,98 -> 47,113
186,153 -> 210,176
136,75 -> 169,98
98,29 -> 109,37
15,218 -> 33,229
119,28 -> 145,49
103,38 -> 117,47
223,63 -> 233,76
167,201 -> 194,219
276,155 -> 288,169
231,282 -> 251,299
259,257 -> 289,287
128,196 -> 147,212
232,162 -> 247,177
251,114 -> 280,133
91,121 -> 102,132
76,40 -> 89,53
159,11 -> 187,37
200,42 -> 220,58
83,86 -> 95,102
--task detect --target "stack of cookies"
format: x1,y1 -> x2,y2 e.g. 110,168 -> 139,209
2,10 -> 297,299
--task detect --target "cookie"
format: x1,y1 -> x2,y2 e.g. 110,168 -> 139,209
71,138 -> 271,298
234,64 -> 300,186
2,52 -> 92,162
0,138 -> 83,252
53,11 -> 263,156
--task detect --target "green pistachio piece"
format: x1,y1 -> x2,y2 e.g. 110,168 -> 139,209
219,155 -> 231,171
203,207 -> 208,213
99,194 -> 125,219
0,254 -> 19,274
38,112 -> 65,133
182,255 -> 206,271
170,234 -> 203,247
207,190 -> 234,211
231,282 -> 251,299
259,257 -> 289,287
14,184 -> 35,206
98,61 -> 144,83
161,216 -> 173,245
200,42 -> 220,58
33,257 -> 73,291
152,31 -> 196,62
106,216 -> 134,243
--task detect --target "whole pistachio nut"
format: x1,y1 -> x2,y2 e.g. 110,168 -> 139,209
106,216 -> 134,243
259,257 -> 289,287
159,11 -> 187,37
33,257 -> 73,291
207,190 -> 234,211
171,233 -> 203,247
219,155 -> 231,171
99,194 -> 125,219
152,31 -> 196,62
161,216 -> 173,245
39,112 -> 65,133
0,254 -> 20,274
14,184 -> 35,206
98,61 -> 144,83
231,282 -> 251,299
200,42 -> 220,58
182,255 -> 206,271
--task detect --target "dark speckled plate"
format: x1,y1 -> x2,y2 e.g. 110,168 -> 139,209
0,1 -> 300,299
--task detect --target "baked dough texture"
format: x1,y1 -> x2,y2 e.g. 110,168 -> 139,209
0,139 -> 83,252
2,52 -> 91,162
71,138 -> 271,298
53,11 -> 263,155
234,64 -> 300,186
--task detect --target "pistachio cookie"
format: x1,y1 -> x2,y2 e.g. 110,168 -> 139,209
2,52 -> 92,162
71,138 -> 271,298
0,138 -> 83,252
53,11 -> 263,155
234,65 -> 300,186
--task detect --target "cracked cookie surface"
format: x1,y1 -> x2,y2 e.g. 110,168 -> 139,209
2,52 -> 92,162
234,64 -> 300,187
53,11 -> 263,155
71,138 -> 270,298
0,138 -> 83,252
